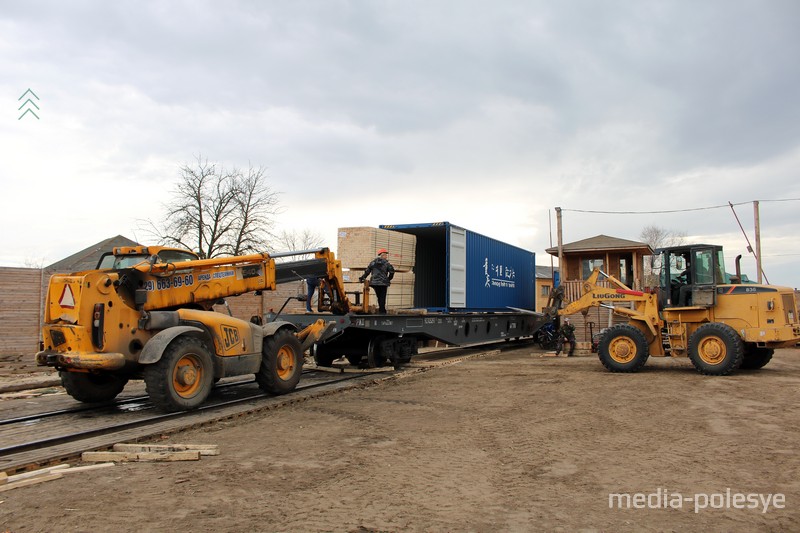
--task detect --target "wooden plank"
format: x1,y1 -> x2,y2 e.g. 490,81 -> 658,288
0,472 -> 6,485
7,464 -> 70,483
0,473 -> 62,492
82,450 -> 201,462
60,463 -> 115,474
113,443 -> 219,456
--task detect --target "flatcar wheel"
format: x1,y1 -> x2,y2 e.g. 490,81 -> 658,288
366,337 -> 387,368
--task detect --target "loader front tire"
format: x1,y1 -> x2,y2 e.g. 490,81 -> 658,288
688,323 -> 744,376
257,329 -> 303,395
60,371 -> 128,403
144,336 -> 215,411
597,324 -> 649,373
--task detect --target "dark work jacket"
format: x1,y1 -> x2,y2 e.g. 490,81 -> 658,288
360,257 -> 395,286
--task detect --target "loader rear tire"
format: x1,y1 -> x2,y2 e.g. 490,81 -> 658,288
740,346 -> 774,370
257,329 -> 303,395
687,323 -> 744,376
597,325 -> 649,373
60,371 -> 128,403
144,336 -> 215,411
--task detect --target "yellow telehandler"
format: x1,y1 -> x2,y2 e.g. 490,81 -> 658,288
36,245 -> 357,411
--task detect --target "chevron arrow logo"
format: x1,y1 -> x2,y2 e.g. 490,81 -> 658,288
18,88 -> 40,120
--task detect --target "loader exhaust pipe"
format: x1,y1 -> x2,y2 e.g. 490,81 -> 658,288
734,254 -> 742,284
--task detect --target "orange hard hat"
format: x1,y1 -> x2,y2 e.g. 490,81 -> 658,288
377,248 -> 388,254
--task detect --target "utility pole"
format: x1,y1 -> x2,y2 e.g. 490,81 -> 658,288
556,207 -> 564,284
754,200 -> 763,283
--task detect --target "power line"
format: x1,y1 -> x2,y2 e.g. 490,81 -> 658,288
560,198 -> 800,215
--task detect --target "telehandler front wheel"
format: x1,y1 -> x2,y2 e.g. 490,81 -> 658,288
144,336 -> 215,411
60,371 -> 128,403
257,329 -> 303,395
597,324 -> 649,373
687,323 -> 744,376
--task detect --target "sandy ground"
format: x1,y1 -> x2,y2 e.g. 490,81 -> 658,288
2,347 -> 799,532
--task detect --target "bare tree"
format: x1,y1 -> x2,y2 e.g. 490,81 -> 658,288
639,225 -> 687,286
142,155 -> 281,258
272,228 -> 325,253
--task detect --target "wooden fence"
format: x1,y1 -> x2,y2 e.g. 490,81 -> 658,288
0,268 -> 44,361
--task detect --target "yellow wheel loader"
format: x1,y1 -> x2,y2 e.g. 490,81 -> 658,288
550,244 -> 800,375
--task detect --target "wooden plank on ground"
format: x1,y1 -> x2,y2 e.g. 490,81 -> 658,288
60,463 -> 115,474
82,450 -> 200,462
0,472 -> 6,485
113,443 -> 219,456
7,464 -> 71,483
0,473 -> 62,492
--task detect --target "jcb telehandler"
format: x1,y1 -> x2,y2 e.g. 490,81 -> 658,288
550,244 -> 800,375
36,245 -> 356,411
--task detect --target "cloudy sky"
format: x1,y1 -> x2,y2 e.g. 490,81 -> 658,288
2,0 -> 799,287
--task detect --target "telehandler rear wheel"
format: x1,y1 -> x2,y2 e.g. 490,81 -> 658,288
597,324 -> 649,373
257,329 -> 303,394
740,346 -> 774,370
144,336 -> 215,411
60,371 -> 128,403
687,323 -> 744,375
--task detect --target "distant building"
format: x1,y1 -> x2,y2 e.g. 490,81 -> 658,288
535,265 -> 559,313
44,235 -> 139,274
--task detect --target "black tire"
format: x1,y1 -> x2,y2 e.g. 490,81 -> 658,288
597,324 -> 649,373
313,343 -> 337,367
144,336 -> 215,411
740,345 -> 774,370
60,371 -> 128,403
366,337 -> 387,368
256,329 -> 303,395
345,354 -> 363,366
687,323 -> 744,376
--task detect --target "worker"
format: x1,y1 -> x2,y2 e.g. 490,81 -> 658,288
359,248 -> 395,314
305,277 -> 321,313
555,317 -> 576,357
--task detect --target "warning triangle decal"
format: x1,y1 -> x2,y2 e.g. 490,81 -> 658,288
59,285 -> 76,309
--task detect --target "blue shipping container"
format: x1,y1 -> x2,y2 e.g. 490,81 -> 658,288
379,222 -> 535,311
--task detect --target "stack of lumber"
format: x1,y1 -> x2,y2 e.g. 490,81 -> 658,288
338,227 -> 417,309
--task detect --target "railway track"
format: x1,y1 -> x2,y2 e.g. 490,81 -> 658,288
0,341 -> 525,474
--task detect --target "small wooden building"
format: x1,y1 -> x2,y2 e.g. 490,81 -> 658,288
545,235 -> 654,343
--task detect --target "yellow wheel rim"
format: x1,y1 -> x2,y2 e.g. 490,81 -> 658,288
608,336 -> 637,364
697,336 -> 726,365
276,345 -> 296,380
172,353 -> 203,398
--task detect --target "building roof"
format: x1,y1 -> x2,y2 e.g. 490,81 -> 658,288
45,235 -> 140,273
545,234 -> 654,256
535,265 -> 559,279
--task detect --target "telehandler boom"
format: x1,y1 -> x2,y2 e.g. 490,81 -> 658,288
549,244 -> 800,375
36,246 -> 356,411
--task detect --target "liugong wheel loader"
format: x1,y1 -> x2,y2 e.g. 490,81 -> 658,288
36,245 -> 355,411
550,244 -> 800,375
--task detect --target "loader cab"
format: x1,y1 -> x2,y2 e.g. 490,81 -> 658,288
657,244 -> 726,308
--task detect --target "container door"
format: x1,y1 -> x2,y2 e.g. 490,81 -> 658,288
449,226 -> 467,307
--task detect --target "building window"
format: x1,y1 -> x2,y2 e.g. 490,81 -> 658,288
581,259 -> 604,279
541,284 -> 551,297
